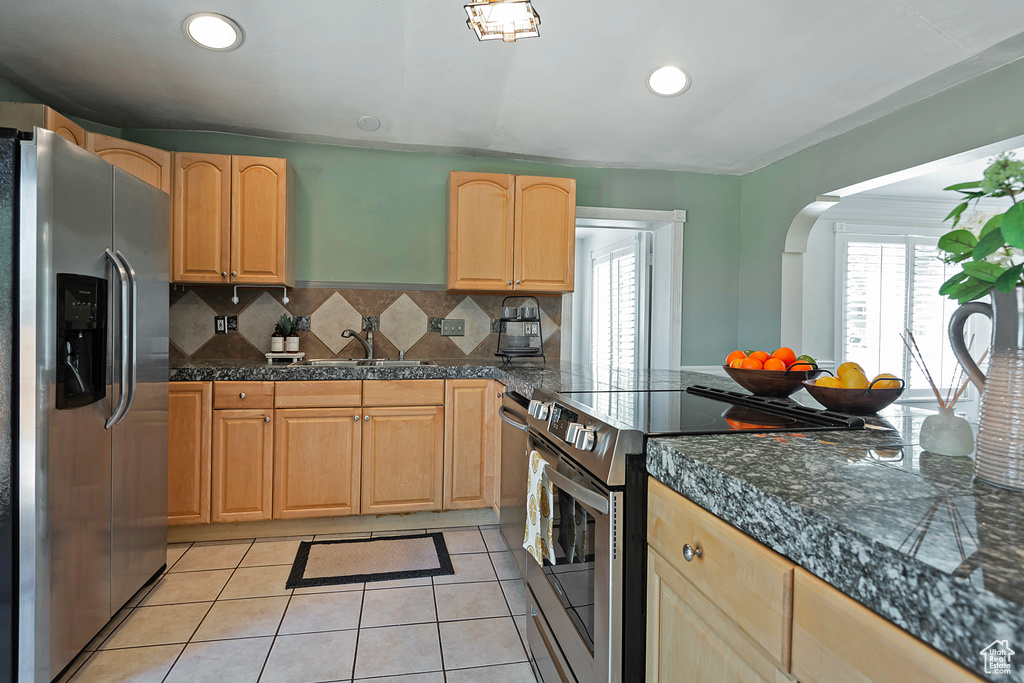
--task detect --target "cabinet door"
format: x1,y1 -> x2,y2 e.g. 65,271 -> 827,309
212,409 -> 274,522
231,155 -> 293,285
447,171 -> 515,291
443,380 -> 497,510
168,382 -> 212,525
513,175 -> 576,292
647,547 -> 785,683
43,107 -> 85,147
274,408 -> 361,519
85,133 -> 171,193
173,152 -> 231,283
361,406 -> 444,514
792,569 -> 983,683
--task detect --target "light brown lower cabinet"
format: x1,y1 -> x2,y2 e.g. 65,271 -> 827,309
791,569 -> 983,683
443,379 -> 499,511
212,408 -> 274,522
646,547 -> 791,683
361,406 -> 444,514
168,382 -> 212,525
274,408 -> 361,519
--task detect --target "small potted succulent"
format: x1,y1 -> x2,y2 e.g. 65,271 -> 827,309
279,314 -> 300,352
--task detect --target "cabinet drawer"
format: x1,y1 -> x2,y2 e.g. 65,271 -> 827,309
275,381 -> 361,408
647,478 -> 794,668
792,569 -> 983,683
362,380 -> 444,406
213,381 -> 275,409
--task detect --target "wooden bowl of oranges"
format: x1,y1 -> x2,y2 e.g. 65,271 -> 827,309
722,348 -> 825,397
803,362 -> 905,414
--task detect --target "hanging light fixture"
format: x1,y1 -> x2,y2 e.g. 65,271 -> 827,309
464,0 -> 541,42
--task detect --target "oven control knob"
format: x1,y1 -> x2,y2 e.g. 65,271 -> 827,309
575,428 -> 596,451
528,400 -> 550,420
565,422 -> 584,443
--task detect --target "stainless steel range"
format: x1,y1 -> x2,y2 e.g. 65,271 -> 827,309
499,385 -> 864,683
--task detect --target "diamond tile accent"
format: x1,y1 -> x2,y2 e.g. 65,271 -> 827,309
539,306 -> 559,342
380,294 -> 428,352
446,297 -> 491,354
237,292 -> 290,354
310,293 -> 363,354
169,291 -> 216,355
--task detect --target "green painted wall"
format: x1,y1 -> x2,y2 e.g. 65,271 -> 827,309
125,129 -> 741,364
737,56 -> 1024,352
0,76 -> 40,103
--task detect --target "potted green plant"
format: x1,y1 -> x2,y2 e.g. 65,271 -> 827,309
279,314 -> 300,352
938,152 -> 1024,490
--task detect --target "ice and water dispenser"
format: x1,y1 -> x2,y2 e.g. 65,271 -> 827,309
56,273 -> 106,409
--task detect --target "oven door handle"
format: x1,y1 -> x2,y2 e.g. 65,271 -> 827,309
544,465 -> 610,516
498,405 -> 530,432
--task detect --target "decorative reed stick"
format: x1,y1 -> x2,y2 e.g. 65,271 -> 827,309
900,329 -> 987,410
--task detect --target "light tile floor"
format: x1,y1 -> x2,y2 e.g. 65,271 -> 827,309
60,524 -> 536,683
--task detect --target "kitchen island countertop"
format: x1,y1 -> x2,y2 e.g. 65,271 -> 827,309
172,359 -> 1024,680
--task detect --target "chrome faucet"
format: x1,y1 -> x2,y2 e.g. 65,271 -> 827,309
341,328 -> 373,359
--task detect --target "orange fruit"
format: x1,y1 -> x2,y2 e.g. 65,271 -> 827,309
837,361 -> 865,378
840,369 -> 870,389
872,373 -> 901,389
725,350 -> 747,366
739,357 -> 763,370
748,351 -> 770,364
763,358 -> 786,371
729,358 -> 745,369
815,376 -> 841,388
772,347 -> 797,367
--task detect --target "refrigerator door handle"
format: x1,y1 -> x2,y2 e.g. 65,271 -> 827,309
115,250 -> 138,422
105,248 -> 130,429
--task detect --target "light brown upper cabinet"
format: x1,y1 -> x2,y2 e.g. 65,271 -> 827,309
443,379 -> 499,511
447,171 -> 576,292
0,103 -> 86,147
168,382 -> 212,526
172,152 -> 295,286
85,133 -> 171,193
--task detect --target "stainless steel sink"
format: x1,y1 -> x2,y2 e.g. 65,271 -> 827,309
290,358 -> 436,367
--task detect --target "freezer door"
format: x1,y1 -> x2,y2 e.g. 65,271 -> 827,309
109,168 -> 168,611
19,129 -> 114,681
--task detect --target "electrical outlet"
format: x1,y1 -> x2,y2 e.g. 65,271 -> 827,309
524,322 -> 540,336
441,319 -> 465,336
214,316 -> 227,335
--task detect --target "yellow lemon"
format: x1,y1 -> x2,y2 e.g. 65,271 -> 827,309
840,368 -> 870,389
836,361 -> 865,378
815,376 -> 841,388
872,373 -> 902,389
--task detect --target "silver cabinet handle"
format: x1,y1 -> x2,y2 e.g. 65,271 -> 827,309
104,249 -> 129,429
364,415 -> 370,421
354,415 -> 360,421
221,271 -> 227,277
498,406 -> 529,432
115,251 -> 138,423
239,392 -> 246,399
516,279 -> 521,284
231,270 -> 237,277
683,544 -> 703,562
507,281 -> 512,286
264,416 -> 271,423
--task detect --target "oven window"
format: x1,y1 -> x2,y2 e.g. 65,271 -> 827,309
542,485 -> 597,653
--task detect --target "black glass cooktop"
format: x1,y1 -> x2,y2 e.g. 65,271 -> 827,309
558,385 -> 865,436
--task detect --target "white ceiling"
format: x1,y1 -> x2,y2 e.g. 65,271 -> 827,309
2,1 -> 1024,173
858,144 -> 1024,200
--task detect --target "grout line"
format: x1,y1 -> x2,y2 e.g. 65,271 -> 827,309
255,579 -> 294,682
431,573 -> 447,683
349,581 -> 368,680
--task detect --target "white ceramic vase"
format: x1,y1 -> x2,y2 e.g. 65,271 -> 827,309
919,406 -> 974,457
949,288 -> 1024,490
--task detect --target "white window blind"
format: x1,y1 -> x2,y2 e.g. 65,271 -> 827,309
591,239 -> 637,371
839,234 -> 965,398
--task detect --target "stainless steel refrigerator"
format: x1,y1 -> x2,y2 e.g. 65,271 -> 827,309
0,127 -> 169,682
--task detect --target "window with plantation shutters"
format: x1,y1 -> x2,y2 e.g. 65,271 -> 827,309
590,238 -> 640,371
839,233 -> 967,398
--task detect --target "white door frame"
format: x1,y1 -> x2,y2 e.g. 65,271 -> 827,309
563,207 -> 685,369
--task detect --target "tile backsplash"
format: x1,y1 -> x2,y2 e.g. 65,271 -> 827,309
169,286 -> 562,364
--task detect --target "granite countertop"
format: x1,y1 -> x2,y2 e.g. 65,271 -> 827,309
648,407 -> 1024,682
173,359 -> 1023,679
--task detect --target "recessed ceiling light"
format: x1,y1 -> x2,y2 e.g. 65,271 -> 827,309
183,13 -> 244,51
464,0 -> 541,42
647,66 -> 690,97
358,116 -> 381,132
